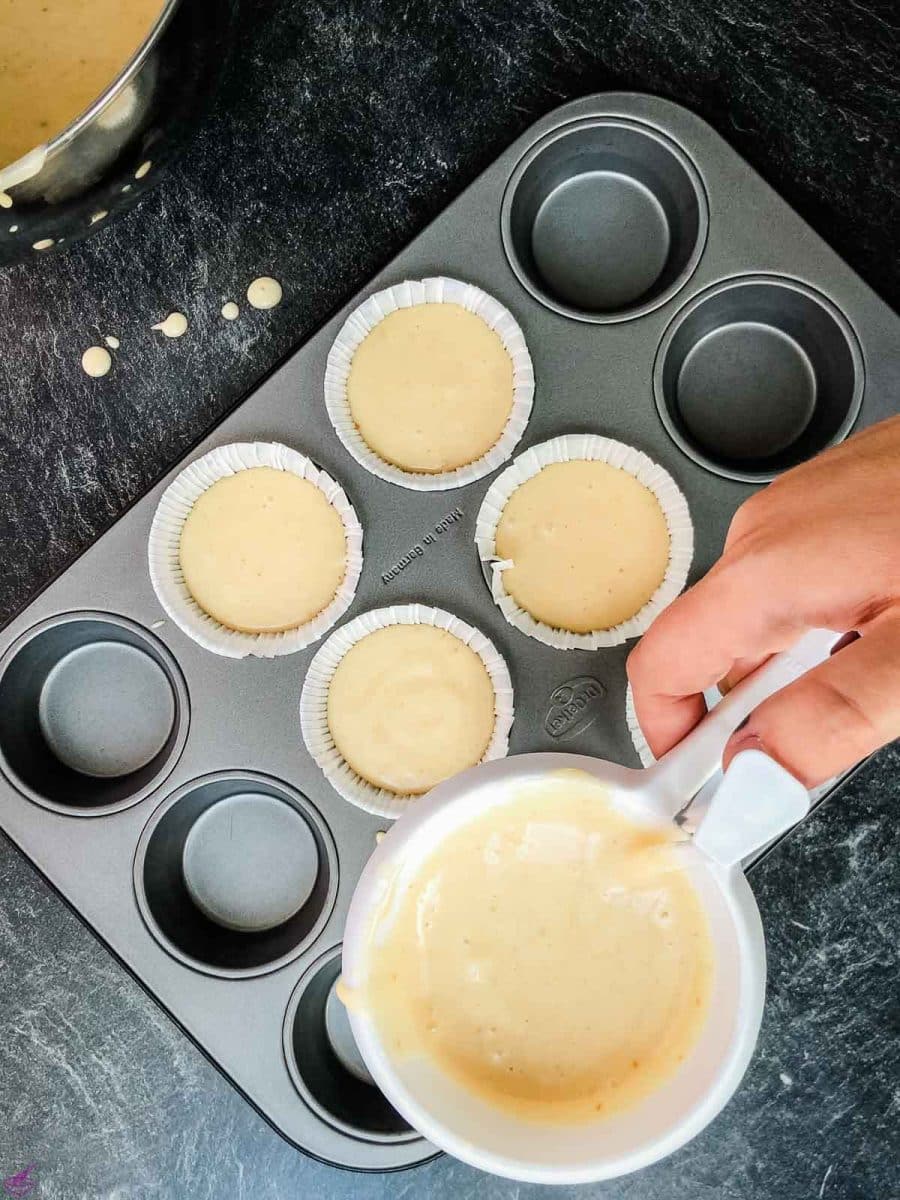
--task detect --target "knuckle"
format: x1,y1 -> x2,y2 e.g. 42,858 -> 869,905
809,675 -> 880,742
728,491 -> 767,539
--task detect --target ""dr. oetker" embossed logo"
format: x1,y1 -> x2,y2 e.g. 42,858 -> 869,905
544,677 -> 606,740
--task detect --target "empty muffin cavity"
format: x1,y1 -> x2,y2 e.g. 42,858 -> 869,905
0,612 -> 188,814
283,945 -> 417,1142
654,276 -> 863,480
502,118 -> 707,322
134,772 -> 337,978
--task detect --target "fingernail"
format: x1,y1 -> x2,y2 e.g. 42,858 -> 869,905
726,731 -> 767,764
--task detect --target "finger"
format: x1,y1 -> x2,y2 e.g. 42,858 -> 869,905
725,633 -> 859,695
724,617 -> 900,787
627,558 -> 805,757
720,653 -> 772,694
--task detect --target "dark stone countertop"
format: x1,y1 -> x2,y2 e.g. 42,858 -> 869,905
0,1 -> 898,1197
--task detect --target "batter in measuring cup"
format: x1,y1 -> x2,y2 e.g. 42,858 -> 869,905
362,770 -> 713,1123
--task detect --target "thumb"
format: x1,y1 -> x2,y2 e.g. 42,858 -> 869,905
724,617 -> 900,788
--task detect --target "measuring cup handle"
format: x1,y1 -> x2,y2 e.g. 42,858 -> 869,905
646,628 -> 844,817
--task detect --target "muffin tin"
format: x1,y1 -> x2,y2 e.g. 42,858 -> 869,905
1,93 -> 898,1172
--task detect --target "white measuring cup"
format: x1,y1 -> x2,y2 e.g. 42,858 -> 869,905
342,630 -> 840,1185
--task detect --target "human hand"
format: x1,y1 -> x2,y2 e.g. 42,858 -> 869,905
627,415 -> 900,786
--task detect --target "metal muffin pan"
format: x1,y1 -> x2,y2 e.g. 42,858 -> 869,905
0,93 -> 898,1172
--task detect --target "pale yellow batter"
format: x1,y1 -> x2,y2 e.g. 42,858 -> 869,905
0,0 -> 163,169
152,311 -> 189,338
347,304 -> 514,474
495,460 -> 670,633
327,624 -> 496,795
178,467 -> 347,634
247,276 -> 283,311
362,771 -> 713,1124
81,346 -> 112,378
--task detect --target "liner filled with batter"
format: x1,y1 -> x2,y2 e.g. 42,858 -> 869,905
324,276 -> 535,490
300,604 -> 514,819
148,441 -> 363,658
475,434 -> 693,649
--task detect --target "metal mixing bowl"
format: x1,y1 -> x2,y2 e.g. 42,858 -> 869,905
0,0 -> 239,265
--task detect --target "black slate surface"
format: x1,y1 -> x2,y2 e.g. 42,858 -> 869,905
0,1 -> 899,1197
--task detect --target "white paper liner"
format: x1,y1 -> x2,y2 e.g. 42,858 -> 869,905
625,682 -> 656,767
474,433 -> 694,650
323,276 -> 535,491
299,603 -> 514,819
148,441 -> 363,659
